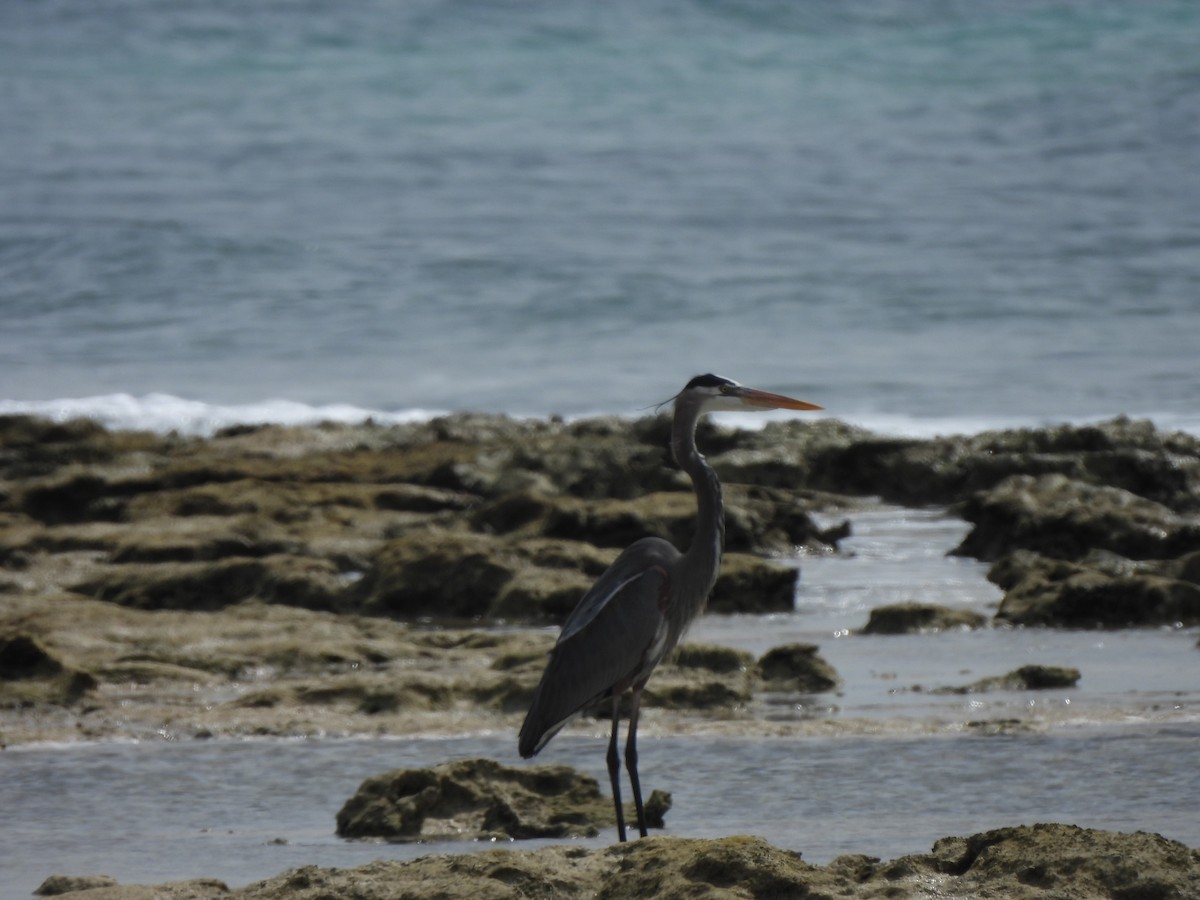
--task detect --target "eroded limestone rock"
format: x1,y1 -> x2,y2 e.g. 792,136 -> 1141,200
860,602 -> 987,634
335,757 -> 669,841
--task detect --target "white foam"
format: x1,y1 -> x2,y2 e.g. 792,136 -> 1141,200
714,409 -> 1200,439
839,410 -> 1200,440
0,393 -> 443,437
3,394 -> 1198,440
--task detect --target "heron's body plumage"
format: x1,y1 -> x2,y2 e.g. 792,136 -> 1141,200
518,536 -> 677,758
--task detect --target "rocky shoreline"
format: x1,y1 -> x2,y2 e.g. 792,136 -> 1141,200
4,411 -> 1200,896
30,824 -> 1200,899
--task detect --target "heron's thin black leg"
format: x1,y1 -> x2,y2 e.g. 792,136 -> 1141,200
607,693 -> 627,842
625,686 -> 648,838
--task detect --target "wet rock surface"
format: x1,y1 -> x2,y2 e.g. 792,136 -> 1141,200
955,474 -> 1200,563
335,757 -> 671,841
0,412 -> 846,744
37,825 -> 1200,899
934,664 -> 1082,695
802,415 -> 1200,511
3,412 -> 1199,741
33,873 -> 120,895
1,414 -> 838,625
756,643 -> 841,692
35,876 -> 230,898
947,437 -> 1200,629
860,601 -> 988,634
990,549 -> 1200,628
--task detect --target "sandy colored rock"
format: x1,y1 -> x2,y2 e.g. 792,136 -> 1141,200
672,642 -> 755,674
935,665 -> 1081,694
70,554 -> 347,612
351,530 -> 519,620
34,873 -> 120,895
0,631 -> 98,707
0,589 -> 784,745
793,415 -> 1200,511
35,883 -> 226,900
335,757 -> 670,841
474,486 -> 832,558
351,530 -> 611,623
57,825 -> 1192,899
0,592 -> 554,744
350,532 -> 800,623
955,473 -> 1200,563
925,823 -> 1200,899
757,643 -> 840,692
992,551 -> 1200,628
4,412 -> 1200,747
1,632 -> 67,678
1170,549 -> 1200,585
708,553 -> 798,614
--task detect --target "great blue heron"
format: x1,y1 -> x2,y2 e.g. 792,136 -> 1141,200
518,373 -> 822,841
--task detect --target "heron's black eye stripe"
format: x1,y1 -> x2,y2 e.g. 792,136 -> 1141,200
685,373 -> 736,391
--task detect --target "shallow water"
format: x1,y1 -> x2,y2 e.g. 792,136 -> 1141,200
3,505 -> 1197,894
693,506 -> 1200,729
3,728 -> 1199,894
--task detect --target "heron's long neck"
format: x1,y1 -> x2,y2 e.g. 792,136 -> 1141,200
671,403 -> 724,613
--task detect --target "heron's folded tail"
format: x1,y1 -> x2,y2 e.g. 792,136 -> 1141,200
518,707 -> 573,759
517,721 -> 537,758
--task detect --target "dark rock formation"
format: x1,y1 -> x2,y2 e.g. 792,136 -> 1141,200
334,757 -> 669,841
709,554 -> 798,615
798,415 -> 1200,511
922,823 -> 1200,899
673,643 -> 755,674
71,555 -> 346,612
757,643 -> 840,692
75,823 -> 1198,899
860,602 -> 987,634
33,873 -> 121,895
954,474 -> 1200,563
935,665 -> 1081,694
0,633 -> 65,679
0,632 -> 98,705
991,550 -> 1200,629
35,875 -> 228,897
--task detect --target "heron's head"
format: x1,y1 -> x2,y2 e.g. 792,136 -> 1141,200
677,373 -> 823,414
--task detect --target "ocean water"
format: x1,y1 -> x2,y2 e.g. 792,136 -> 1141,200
3,0 -> 1199,436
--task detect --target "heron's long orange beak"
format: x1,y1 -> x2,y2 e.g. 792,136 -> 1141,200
738,387 -> 823,411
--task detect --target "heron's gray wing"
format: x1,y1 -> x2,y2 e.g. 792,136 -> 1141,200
556,537 -> 678,644
518,537 -> 679,758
